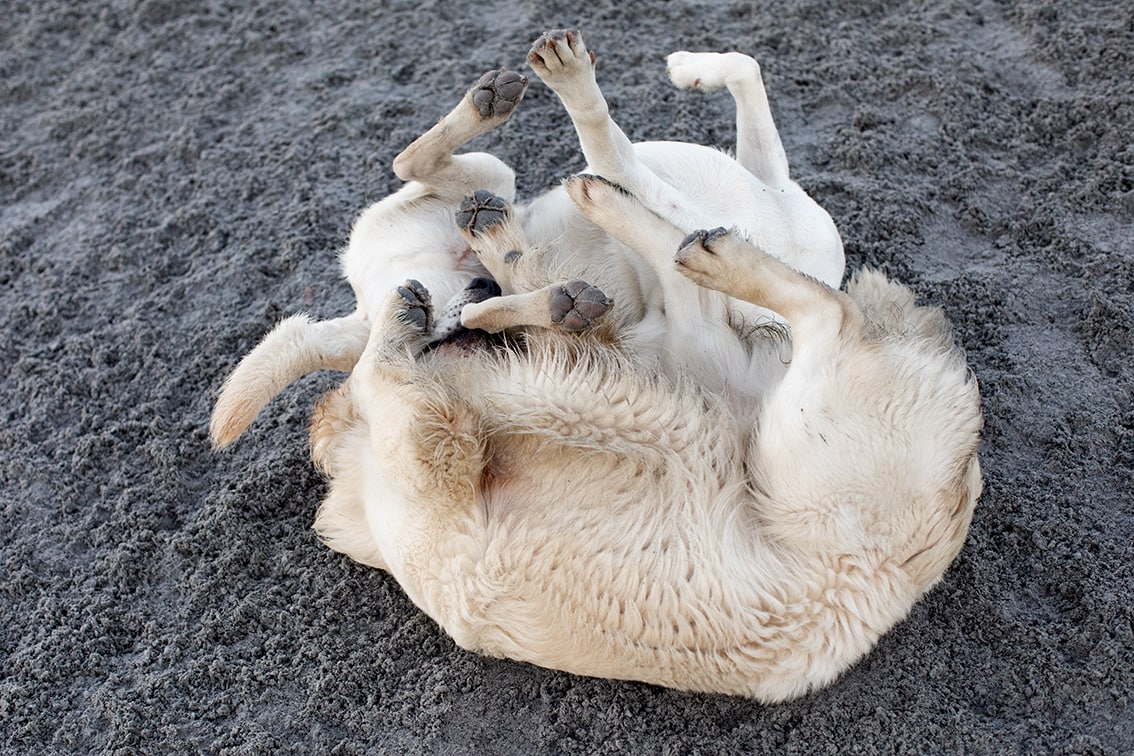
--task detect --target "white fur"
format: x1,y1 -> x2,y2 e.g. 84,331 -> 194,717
210,32 -> 981,702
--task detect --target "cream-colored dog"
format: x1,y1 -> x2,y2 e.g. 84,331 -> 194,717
211,31 -> 982,702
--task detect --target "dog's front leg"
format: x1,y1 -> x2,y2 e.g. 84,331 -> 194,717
526,30 -> 639,186
455,189 -> 577,295
564,174 -> 767,396
454,189 -> 534,292
665,51 -> 790,187
453,188 -> 615,335
460,280 -> 613,334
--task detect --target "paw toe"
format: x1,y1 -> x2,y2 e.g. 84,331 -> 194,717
678,227 -> 729,254
530,29 -> 589,67
565,174 -> 630,208
400,279 -> 430,305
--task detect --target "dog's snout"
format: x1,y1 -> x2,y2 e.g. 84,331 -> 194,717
466,277 -> 501,301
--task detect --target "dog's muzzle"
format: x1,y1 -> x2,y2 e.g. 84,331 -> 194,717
429,276 -> 501,345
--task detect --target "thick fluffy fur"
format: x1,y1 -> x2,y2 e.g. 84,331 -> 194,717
211,31 -> 982,701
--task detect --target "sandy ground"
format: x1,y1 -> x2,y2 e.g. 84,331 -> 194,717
2,0 -> 1131,752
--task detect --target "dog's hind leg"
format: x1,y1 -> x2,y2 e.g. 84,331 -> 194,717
675,227 -> 853,345
348,281 -> 489,609
528,31 -> 701,228
392,69 -> 529,203
665,51 -> 790,187
675,227 -> 983,577
356,281 -> 489,506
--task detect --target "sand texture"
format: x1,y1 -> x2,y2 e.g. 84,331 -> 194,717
2,0 -> 1131,751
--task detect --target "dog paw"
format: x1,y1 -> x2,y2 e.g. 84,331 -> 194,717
468,68 -> 528,120
394,279 -> 432,332
456,189 -> 510,235
564,173 -> 631,202
563,174 -> 635,226
675,228 -> 733,286
550,279 -> 613,331
528,29 -> 596,84
565,173 -> 700,272
666,51 -> 758,92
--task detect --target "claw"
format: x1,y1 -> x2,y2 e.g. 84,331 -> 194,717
679,228 -> 729,254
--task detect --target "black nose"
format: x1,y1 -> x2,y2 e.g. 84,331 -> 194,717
467,277 -> 501,299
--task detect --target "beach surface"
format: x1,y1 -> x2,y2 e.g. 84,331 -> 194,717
2,0 -> 1131,751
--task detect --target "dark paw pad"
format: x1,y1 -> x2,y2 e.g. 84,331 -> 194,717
456,189 -> 509,233
550,280 -> 613,332
397,279 -> 431,331
470,69 -> 528,118
679,227 -> 729,253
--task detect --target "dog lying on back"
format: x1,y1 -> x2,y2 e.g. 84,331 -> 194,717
210,31 -> 982,701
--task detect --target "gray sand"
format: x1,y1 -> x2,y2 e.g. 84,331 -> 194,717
2,0 -> 1131,752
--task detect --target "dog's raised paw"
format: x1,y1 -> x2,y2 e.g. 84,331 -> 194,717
457,189 -> 509,234
528,29 -> 595,73
564,173 -> 631,203
675,228 -> 733,284
396,279 -> 432,332
679,227 -> 729,255
550,279 -> 613,331
469,69 -> 528,119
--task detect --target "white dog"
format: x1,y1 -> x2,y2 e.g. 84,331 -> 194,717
211,31 -> 982,702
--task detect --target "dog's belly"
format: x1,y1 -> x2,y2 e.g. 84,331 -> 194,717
515,139 -> 841,292
633,141 -> 844,287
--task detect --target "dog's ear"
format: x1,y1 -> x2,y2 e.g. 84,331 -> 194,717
209,315 -> 370,448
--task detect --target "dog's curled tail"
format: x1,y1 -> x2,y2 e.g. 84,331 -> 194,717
209,314 -> 371,449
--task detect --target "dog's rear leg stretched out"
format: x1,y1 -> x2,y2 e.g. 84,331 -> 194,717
673,225 -> 982,568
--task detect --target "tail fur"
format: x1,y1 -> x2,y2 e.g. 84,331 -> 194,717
209,314 -> 371,448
